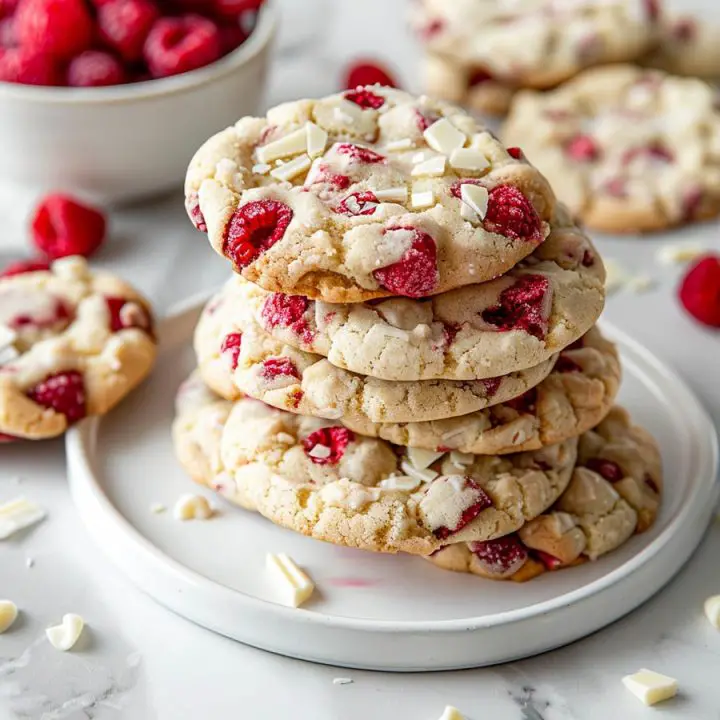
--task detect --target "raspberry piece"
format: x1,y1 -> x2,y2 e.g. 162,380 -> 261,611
504,387 -> 538,415
483,184 -> 544,243
303,426 -> 354,465
0,0 -> 18,18
681,187 -> 704,222
336,143 -> 386,164
304,164 -> 351,190
15,0 -> 93,61
0,46 -> 61,85
31,195 -> 107,260
27,370 -> 86,424
105,297 -> 151,333
585,458 -> 624,483
442,322 -> 461,347
67,51 -> 126,87
622,142 -> 673,165
220,332 -> 242,370
581,249 -> 595,267
143,14 -> 221,78
261,293 -> 313,344
217,21 -> 247,54
98,0 -> 159,63
336,191 -> 378,217
678,255 -> 720,328
223,200 -> 293,269
415,109 -> 439,132
480,377 -> 501,398
671,17 -> 695,42
534,549 -> 563,570
418,18 -> 444,40
469,68 -> 493,86
213,0 -> 264,16
0,16 -> 15,47
554,354 -> 582,373
433,478 -> 493,540
344,88 -> 386,110
481,274 -> 551,339
506,147 -> 523,160
185,192 -> 207,232
0,259 -> 50,278
373,228 -> 438,298
0,433 -> 18,442
9,294 -> 70,330
469,535 -> 528,577
260,357 -> 300,381
344,60 -> 397,91
566,134 -> 600,162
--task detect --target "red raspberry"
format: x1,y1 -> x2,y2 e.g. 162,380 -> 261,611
504,387 -> 538,415
344,88 -> 386,110
261,293 -> 314,344
344,60 -> 397,91
185,192 -> 207,232
31,195 -> 107,260
480,377 -> 501,398
506,147 -> 523,160
0,433 -> 18,442
585,458 -> 624,482
581,249 -> 595,267
67,51 -> 126,87
554,354 -> 582,373
566,135 -> 600,162
469,535 -> 528,577
217,21 -> 247,54
0,258 -> 50,278
442,322 -> 460,347
0,16 -> 15,47
223,200 -> 293,269
433,478 -> 493,540
336,191 -> 378,217
481,274 -> 550,339
304,164 -> 351,190
534,550 -> 563,570
415,109 -> 439,132
0,46 -> 61,85
143,14 -> 222,78
303,426 -> 354,465
260,357 -> 300,381
213,0 -> 264,16
678,255 -> 720,328
27,370 -> 86,425
622,142 -> 673,165
483,184 -> 543,243
220,332 -> 242,370
105,297 -> 151,333
336,143 -> 386,165
8,295 -> 70,331
373,228 -> 438,298
15,0 -> 93,61
0,0 -> 18,18
98,0 -> 159,63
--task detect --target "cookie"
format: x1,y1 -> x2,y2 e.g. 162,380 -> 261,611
428,406 -> 662,581
503,65 -> 720,232
343,326 -> 620,455
185,87 -> 557,303
194,281 -> 557,424
0,257 -> 156,440
246,205 -> 605,381
173,372 -> 578,556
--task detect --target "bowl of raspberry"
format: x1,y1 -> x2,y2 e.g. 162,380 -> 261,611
0,0 -> 276,203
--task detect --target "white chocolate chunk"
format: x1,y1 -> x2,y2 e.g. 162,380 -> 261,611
460,184 -> 489,220
424,118 -> 466,155
0,325 -> 19,366
386,138 -> 414,152
335,99 -> 365,124
0,497 -> 46,539
46,614 -> 84,651
374,186 -> 408,203
332,677 -> 353,685
449,450 -> 474,468
704,595 -> 720,629
378,475 -> 422,492
626,275 -> 655,293
252,163 -> 272,175
622,669 -> 678,706
0,600 -> 18,633
173,494 -> 213,521
438,706 -> 466,720
450,148 -> 490,172
656,243 -> 708,265
270,154 -> 312,182
308,444 -> 332,459
412,155 -> 447,177
256,127 -> 307,163
411,180 -> 435,209
266,553 -> 314,608
406,447 -> 445,470
150,503 -> 166,514
52,256 -> 89,281
306,122 -> 328,158
400,460 -> 439,483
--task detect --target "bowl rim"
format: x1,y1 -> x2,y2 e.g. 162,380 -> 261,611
0,1 -> 277,105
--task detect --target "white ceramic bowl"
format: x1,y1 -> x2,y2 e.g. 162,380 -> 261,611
0,4 -> 277,205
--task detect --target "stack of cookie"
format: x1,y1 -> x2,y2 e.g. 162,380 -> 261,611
176,87 -> 662,582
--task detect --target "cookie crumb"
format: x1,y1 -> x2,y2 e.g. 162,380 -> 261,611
173,494 -> 213,521
704,595 -> 720,629
657,244 -> 707,266
150,503 -> 167,514
25,557 -> 34,569
332,677 -> 353,685
604,259 -> 628,294
626,275 -> 655,293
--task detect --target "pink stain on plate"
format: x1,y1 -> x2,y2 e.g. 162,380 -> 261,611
325,577 -> 378,588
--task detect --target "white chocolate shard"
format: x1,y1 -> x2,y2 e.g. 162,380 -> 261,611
52,256 -> 89,281
374,186 -> 408,203
0,600 -> 18,633
386,138 -> 414,152
406,447 -> 445,470
704,595 -> 720,629
460,184 -> 489,220
332,677 -> 353,685
656,243 -> 708,265
306,122 -> 328,158
46,613 -> 84,651
252,163 -> 272,175
307,444 -> 332,459
173,494 -> 213,521
400,460 -> 439,483
0,497 -> 46,539
424,118 -> 466,155
412,155 -> 447,177
438,706 -> 466,720
270,154 -> 312,182
411,180 -> 435,209
266,553 -> 314,608
622,669 -> 678,706
378,475 -> 422,492
450,148 -> 490,172
449,450 -> 474,468
0,325 -> 18,366
256,127 -> 307,163
150,503 -> 166,514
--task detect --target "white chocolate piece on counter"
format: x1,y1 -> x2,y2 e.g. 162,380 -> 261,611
173,494 -> 213,521
622,669 -> 678,706
0,600 -> 18,633
46,613 -> 85,651
150,503 -> 167,514
656,244 -> 708,266
438,706 -> 466,720
626,275 -> 654,293
332,677 -> 353,685
0,497 -> 46,539
266,553 -> 315,608
423,118 -> 466,155
704,595 -> 720,629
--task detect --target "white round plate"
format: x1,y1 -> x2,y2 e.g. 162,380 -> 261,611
66,295 -> 719,672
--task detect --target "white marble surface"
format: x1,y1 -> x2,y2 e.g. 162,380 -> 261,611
2,0 -> 720,718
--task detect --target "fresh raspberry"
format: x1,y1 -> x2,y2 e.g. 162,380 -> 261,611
261,293 -> 314,344
504,387 -> 538,415
442,322 -> 460,347
303,426 -> 354,465
260,357 -> 300,381
481,275 -> 550,339
0,46 -> 61,85
223,200 -> 293,269
304,164 -> 351,190
0,16 -> 15,47
622,142 -> 673,165
213,0 -> 264,16
0,259 -> 50,278
433,478 -> 493,540
554,354 -> 582,373
566,134 -> 600,162
418,18 -> 444,41
217,21 -> 247,54
373,228 -> 438,298
344,60 -> 397,91
105,297 -> 151,333
480,377 -> 501,398
185,193 -> 207,232
344,88 -> 386,110
220,332 -> 242,370
143,14 -> 221,78
585,458 -> 624,483
336,191 -> 378,217
0,0 -> 18,18
483,184 -> 544,243
31,195 -> 107,260
67,51 -> 126,87
470,536 -> 528,576
0,433 -> 18,442
27,370 -> 86,424
506,147 -> 523,160
98,0 -> 159,63
15,0 -> 93,61
336,143 -> 386,165
678,254 -> 720,328
534,549 -> 563,570
415,109 -> 439,132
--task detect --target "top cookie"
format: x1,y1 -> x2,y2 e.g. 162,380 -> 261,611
503,65 -> 720,232
185,87 -> 556,302
0,257 -> 156,440
413,0 -> 658,89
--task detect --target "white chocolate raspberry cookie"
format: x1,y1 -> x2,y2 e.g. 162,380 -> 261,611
429,407 -> 662,581
243,206 -> 605,381
173,373 -> 578,556
503,65 -> 720,232
0,257 -> 156,441
194,280 -> 557,425
344,326 -> 620,455
185,87 -> 556,302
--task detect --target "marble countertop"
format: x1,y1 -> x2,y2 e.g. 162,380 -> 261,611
2,0 -> 720,718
